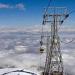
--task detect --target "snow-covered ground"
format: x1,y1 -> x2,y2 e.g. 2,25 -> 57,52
0,27 -> 75,75
0,68 -> 40,75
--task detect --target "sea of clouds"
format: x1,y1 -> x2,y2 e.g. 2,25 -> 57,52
0,26 -> 75,75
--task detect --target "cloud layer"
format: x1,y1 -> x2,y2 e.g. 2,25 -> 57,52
0,28 -> 75,75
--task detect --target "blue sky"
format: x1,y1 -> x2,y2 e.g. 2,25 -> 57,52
0,0 -> 75,27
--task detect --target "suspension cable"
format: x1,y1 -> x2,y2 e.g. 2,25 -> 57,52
44,0 -> 52,14
61,38 -> 75,44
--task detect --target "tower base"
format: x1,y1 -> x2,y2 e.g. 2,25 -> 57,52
42,71 -> 63,75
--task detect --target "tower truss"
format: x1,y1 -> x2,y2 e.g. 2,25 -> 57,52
40,7 -> 69,75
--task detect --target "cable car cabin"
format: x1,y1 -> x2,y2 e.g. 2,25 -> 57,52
40,48 -> 44,53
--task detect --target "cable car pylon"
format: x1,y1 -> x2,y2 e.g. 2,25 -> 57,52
40,7 -> 69,75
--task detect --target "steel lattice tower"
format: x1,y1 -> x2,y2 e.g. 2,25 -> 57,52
41,7 -> 69,75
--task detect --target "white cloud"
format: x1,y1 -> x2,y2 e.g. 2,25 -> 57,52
0,3 -> 25,10
16,3 -> 25,10
0,3 -> 10,9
